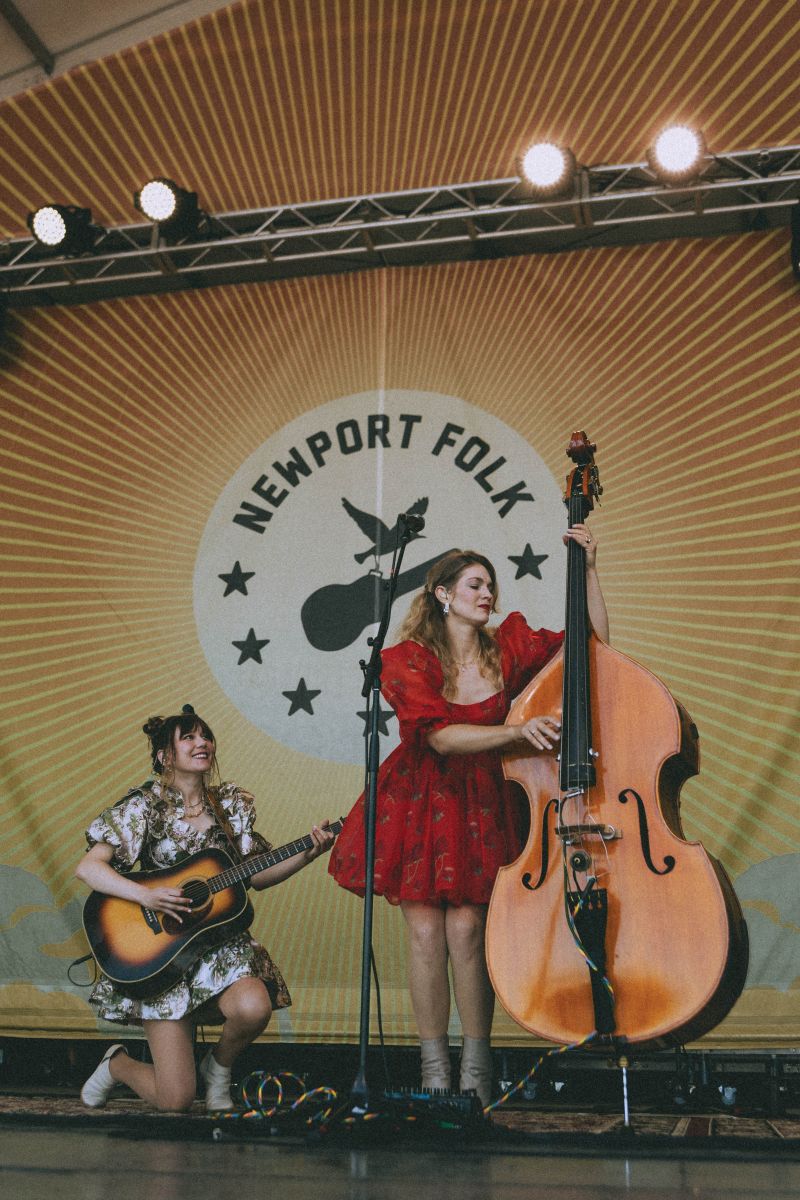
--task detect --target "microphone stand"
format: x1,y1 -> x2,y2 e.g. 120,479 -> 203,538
350,517 -> 418,1111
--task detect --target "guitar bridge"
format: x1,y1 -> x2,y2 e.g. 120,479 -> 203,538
142,906 -> 162,934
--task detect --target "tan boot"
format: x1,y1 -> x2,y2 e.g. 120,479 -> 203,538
460,1036 -> 492,1106
420,1036 -> 451,1092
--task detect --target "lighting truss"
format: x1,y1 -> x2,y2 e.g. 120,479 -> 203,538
2,144 -> 799,308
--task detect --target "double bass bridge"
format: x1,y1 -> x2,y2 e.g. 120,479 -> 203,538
557,822 -> 622,844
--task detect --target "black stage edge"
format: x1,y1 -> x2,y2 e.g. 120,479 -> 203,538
2,1039 -> 799,1119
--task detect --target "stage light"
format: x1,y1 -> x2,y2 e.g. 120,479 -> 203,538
647,125 -> 706,183
519,142 -> 577,197
134,178 -> 200,239
136,179 -> 180,222
28,206 -> 66,246
26,204 -> 97,254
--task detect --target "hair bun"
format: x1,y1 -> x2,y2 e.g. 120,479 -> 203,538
181,703 -> 195,715
142,714 -> 166,738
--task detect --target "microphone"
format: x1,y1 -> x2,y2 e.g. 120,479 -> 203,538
399,512 -> 425,533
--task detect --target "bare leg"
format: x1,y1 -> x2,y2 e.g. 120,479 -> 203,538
401,901 -> 452,1089
444,903 -> 494,1038
445,904 -> 495,1103
213,977 -> 272,1066
196,978 -> 272,1110
400,901 -> 449,1037
109,1017 -> 197,1112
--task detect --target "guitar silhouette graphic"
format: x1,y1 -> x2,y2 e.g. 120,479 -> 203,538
301,549 -> 456,652
341,496 -> 428,564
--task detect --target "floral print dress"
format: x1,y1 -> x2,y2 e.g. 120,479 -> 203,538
84,780 -> 290,1024
329,612 -> 563,906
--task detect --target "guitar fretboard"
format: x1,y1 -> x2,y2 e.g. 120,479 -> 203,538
208,820 -> 344,893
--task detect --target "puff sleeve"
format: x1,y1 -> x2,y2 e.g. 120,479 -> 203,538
217,783 -> 272,858
85,791 -> 151,871
497,612 -> 564,696
381,641 -> 451,748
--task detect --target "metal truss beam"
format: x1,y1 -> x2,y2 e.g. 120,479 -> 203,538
0,0 -> 54,75
3,144 -> 799,308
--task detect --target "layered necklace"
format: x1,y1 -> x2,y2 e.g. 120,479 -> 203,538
182,787 -> 209,818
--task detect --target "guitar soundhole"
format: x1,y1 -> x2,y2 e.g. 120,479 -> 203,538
161,877 -> 213,936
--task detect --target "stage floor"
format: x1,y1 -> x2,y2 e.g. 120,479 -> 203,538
2,1120 -> 800,1200
2,1090 -> 800,1200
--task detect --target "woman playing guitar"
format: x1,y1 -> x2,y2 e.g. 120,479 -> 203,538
75,705 -> 334,1112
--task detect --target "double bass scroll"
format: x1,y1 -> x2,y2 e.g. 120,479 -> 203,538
485,432 -> 748,1049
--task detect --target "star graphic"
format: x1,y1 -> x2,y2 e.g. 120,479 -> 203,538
357,705 -> 396,736
509,544 -> 549,581
232,628 -> 270,664
282,678 -> 321,716
219,561 -> 255,597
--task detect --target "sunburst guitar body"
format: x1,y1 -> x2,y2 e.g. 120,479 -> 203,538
82,822 -> 342,1000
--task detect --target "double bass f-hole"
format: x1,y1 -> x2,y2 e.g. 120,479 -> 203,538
521,797 -> 559,891
618,788 -> 676,876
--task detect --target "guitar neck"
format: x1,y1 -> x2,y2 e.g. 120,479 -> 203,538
209,819 -> 343,893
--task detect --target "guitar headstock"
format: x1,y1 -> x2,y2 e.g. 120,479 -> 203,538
564,430 -> 602,513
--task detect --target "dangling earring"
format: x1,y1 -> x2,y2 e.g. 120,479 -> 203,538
443,600 -> 450,617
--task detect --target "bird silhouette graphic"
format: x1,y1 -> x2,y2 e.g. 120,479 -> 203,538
341,496 -> 428,564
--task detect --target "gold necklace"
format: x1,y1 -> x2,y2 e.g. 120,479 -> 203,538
183,791 -> 207,818
454,656 -> 480,669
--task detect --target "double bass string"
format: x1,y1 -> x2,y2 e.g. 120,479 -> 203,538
557,488 -> 614,1020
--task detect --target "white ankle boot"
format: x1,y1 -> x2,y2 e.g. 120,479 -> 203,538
199,1048 -> 234,1111
420,1035 -> 451,1092
81,1044 -> 126,1108
460,1036 -> 492,1106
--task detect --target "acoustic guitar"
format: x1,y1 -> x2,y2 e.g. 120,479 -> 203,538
82,820 -> 343,1000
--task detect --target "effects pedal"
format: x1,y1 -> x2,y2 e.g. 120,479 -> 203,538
381,1086 -> 487,1130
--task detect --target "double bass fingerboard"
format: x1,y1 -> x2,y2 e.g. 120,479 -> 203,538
560,488 -> 597,792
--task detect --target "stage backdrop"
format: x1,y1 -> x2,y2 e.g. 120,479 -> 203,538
1,229 -> 799,1047
1,0 -> 800,1048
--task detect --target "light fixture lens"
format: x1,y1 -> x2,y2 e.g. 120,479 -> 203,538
521,143 -> 570,190
650,126 -> 705,180
138,180 -> 179,222
31,206 -> 67,246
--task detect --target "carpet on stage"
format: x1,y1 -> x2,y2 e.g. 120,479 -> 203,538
1,1091 -> 799,1154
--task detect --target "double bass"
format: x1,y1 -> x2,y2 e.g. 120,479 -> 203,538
485,432 -> 748,1048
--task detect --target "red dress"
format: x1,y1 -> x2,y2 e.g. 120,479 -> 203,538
328,612 -> 563,906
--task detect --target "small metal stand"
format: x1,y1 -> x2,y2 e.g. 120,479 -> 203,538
619,1054 -> 632,1130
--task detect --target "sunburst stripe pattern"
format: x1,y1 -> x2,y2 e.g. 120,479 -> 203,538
1,0 -> 800,233
0,0 -> 798,1040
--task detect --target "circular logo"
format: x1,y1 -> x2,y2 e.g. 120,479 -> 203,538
194,391 -> 568,764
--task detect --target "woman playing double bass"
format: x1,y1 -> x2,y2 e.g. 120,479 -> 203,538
329,527 -> 609,1103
